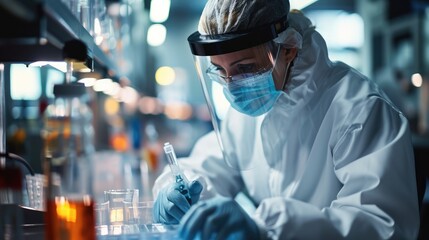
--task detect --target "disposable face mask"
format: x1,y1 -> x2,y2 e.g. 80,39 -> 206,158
223,69 -> 282,116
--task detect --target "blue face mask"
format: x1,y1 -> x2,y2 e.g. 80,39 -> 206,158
223,69 -> 282,117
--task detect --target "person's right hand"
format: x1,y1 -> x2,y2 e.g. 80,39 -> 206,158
153,180 -> 203,224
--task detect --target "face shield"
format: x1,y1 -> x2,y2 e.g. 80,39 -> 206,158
188,16 -> 289,170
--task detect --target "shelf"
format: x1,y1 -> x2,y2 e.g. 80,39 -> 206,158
0,0 -> 119,77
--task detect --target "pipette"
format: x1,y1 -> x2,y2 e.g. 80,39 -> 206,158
163,142 -> 192,204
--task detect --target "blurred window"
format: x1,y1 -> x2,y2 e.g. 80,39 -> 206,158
10,64 -> 41,100
305,10 -> 364,70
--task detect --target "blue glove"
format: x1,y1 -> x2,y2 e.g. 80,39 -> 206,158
153,180 -> 203,224
179,196 -> 260,240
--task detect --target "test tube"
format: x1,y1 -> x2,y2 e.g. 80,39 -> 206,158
163,142 -> 192,204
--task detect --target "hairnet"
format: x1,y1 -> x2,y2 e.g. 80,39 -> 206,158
198,0 -> 290,35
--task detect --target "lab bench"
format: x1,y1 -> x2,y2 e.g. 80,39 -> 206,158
1,150 -> 168,239
2,205 -> 180,239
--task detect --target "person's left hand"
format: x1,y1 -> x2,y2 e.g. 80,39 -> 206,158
179,196 -> 260,240
153,180 -> 203,224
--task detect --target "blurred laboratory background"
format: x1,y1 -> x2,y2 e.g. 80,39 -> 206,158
1,0 -> 429,221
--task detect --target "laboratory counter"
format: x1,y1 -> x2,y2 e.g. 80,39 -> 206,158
1,150 -> 171,239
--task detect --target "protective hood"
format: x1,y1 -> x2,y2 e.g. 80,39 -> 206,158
262,12 -> 343,167
224,11 -> 340,169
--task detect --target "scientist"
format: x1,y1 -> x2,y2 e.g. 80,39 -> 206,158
152,0 -> 420,239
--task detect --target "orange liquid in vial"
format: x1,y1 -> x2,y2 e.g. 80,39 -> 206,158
45,197 -> 96,240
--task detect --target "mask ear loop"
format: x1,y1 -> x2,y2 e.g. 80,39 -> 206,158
281,61 -> 293,91
280,47 -> 295,91
268,43 -> 283,89
271,43 -> 293,91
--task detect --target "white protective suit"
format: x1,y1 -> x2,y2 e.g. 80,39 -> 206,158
153,12 -> 420,239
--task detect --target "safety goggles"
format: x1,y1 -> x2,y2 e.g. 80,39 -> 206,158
205,64 -> 272,85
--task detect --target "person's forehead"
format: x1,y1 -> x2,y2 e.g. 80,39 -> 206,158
210,45 -> 268,66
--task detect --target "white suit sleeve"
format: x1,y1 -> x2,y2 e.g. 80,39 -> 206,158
152,131 -> 244,200
252,99 -> 420,239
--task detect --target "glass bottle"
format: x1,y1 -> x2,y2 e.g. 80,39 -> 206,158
42,83 -> 95,240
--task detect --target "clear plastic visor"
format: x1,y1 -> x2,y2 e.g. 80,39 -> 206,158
194,42 -> 282,170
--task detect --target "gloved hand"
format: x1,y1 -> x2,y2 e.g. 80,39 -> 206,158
179,196 -> 260,240
153,180 -> 203,224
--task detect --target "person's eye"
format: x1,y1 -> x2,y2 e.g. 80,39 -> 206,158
210,65 -> 226,76
236,64 -> 256,74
